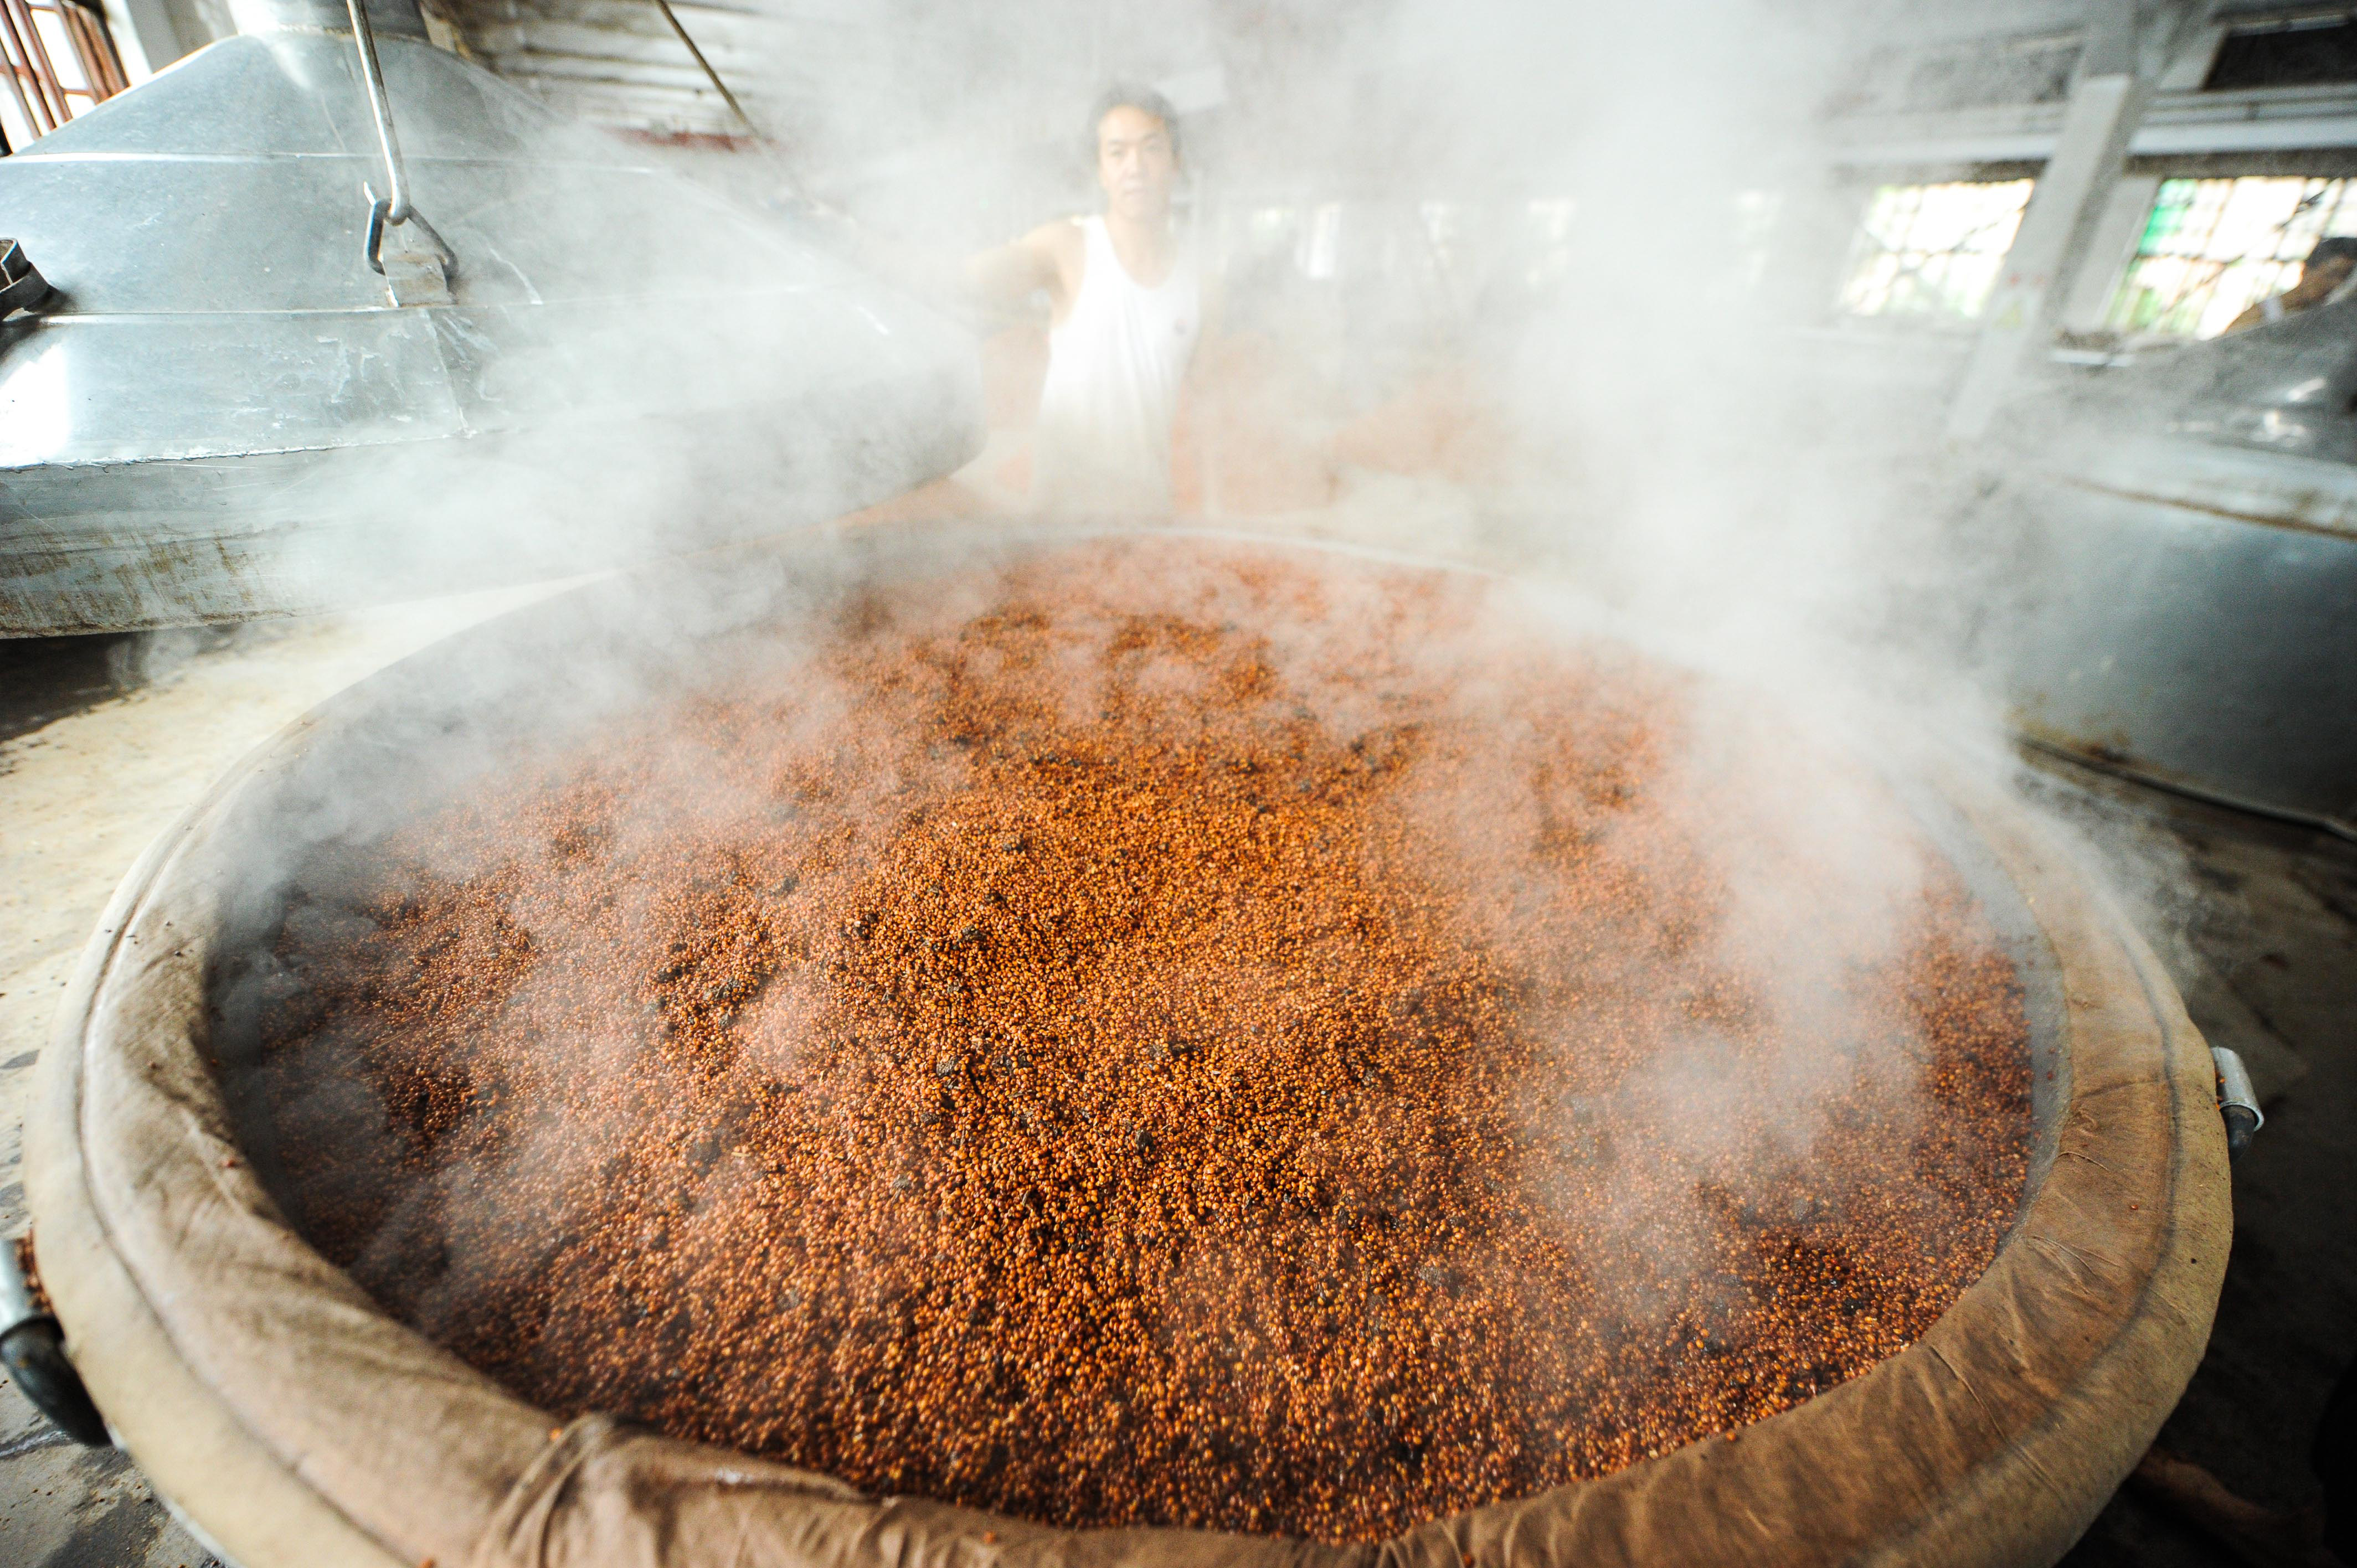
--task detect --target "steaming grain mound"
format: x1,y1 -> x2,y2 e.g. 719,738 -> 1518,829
245,539 -> 2030,1544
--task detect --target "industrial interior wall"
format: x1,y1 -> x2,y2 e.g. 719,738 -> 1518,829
25,560 -> 2229,1568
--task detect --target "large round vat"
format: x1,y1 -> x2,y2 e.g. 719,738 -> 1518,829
27,524 -> 2228,1568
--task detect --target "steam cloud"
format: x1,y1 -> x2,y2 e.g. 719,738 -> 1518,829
182,0 -> 2067,1525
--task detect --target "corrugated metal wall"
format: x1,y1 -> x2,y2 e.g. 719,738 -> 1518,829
431,0 -> 871,140
418,0 -> 1230,247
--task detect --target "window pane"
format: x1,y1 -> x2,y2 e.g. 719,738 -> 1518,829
30,8 -> 92,100
1,78 -> 38,147
1839,179 -> 2035,322
1,0 -> 127,148
2104,174 -> 2357,338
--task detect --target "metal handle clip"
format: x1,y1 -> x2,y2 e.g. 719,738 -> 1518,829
2212,1045 -> 2263,1160
363,187 -> 458,278
1,1234 -> 110,1447
0,237 -> 51,318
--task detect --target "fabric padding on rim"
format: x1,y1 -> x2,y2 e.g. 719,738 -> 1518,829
29,641 -> 2227,1568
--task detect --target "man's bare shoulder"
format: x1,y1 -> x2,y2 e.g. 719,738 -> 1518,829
1022,218 -> 1088,265
966,219 -> 1084,308
1021,219 -> 1089,301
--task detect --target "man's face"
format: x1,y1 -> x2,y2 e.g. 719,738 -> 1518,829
1097,105 -> 1177,223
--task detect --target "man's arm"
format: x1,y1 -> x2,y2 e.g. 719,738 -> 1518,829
966,221 -> 1079,318
795,210 -> 1077,330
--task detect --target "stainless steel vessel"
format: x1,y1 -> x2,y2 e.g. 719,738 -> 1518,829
1967,302 -> 2357,838
0,0 -> 982,635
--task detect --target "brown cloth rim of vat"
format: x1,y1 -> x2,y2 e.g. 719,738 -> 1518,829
26,549 -> 2229,1568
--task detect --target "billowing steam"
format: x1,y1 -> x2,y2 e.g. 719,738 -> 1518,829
189,0 -> 2060,1539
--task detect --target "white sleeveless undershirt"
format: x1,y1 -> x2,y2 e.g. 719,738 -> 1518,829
1031,215 -> 1200,515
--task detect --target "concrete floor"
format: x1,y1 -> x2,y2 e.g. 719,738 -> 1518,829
1,604 -> 2350,1567
2038,761 -> 2357,1568
1,592 -> 549,1566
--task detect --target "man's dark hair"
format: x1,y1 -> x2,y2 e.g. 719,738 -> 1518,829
2308,235 -> 2357,271
1085,82 -> 1181,165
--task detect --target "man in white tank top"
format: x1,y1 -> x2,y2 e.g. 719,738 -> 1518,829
967,86 -> 1203,515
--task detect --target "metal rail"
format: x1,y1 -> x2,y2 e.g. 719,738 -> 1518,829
652,0 -> 760,140
2020,734 -> 2357,847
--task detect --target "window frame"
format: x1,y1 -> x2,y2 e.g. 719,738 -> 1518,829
2104,173 -> 2357,339
0,0 -> 128,151
1835,176 -> 2039,328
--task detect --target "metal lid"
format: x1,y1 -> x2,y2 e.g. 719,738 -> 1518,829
0,22 -> 981,632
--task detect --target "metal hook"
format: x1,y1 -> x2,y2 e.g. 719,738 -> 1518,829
363,185 -> 458,278
348,0 -> 456,279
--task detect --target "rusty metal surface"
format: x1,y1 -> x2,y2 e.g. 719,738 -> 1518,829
2049,441 -> 2357,543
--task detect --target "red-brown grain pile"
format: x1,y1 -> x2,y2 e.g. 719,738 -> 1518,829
248,539 -> 2031,1544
